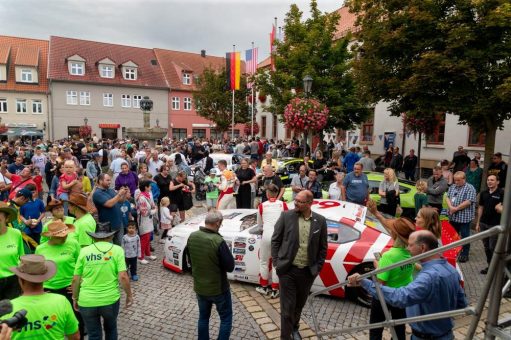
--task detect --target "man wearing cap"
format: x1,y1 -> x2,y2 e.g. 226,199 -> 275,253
5,254 -> 79,339
348,230 -> 467,340
72,222 -> 133,340
35,221 -> 84,338
6,188 -> 35,253
68,193 -> 97,248
0,202 -> 24,301
93,174 -> 128,246
40,199 -> 76,244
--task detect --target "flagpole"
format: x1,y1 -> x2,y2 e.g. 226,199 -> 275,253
232,44 -> 235,142
251,41 -> 255,138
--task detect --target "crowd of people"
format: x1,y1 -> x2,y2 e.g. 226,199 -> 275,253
0,135 -> 507,339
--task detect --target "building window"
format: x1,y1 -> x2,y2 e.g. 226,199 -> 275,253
210,128 -> 223,141
183,97 -> 192,111
172,97 -> 180,110
272,114 -> 277,138
101,128 -> 118,140
0,99 -> 7,113
233,129 -> 240,138
426,113 -> 446,145
133,95 -> 142,108
172,128 -> 187,140
103,93 -> 113,107
285,128 -> 293,140
68,126 -> 80,138
100,65 -> 114,78
32,100 -> 42,114
192,129 -> 206,138
79,91 -> 90,105
66,91 -> 78,105
16,99 -> 27,113
360,115 -> 374,143
261,116 -> 267,138
468,127 -> 486,147
183,73 -> 191,85
20,69 -> 33,83
121,94 -> 131,108
124,68 -> 137,80
70,62 -> 84,76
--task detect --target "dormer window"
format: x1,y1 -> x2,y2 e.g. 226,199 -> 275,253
100,65 -> 114,78
20,69 -> 33,82
70,62 -> 84,76
183,73 -> 191,85
124,67 -> 137,80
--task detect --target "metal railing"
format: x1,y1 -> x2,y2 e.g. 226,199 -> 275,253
307,143 -> 511,339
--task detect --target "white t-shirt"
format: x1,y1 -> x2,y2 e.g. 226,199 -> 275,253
328,182 -> 342,200
148,159 -> 164,177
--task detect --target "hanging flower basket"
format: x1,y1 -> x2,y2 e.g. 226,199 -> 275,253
258,93 -> 267,103
283,98 -> 329,133
79,125 -> 92,138
244,122 -> 259,136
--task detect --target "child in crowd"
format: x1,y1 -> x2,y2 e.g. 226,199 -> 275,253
120,190 -> 134,233
122,222 -> 141,281
138,163 -> 148,181
414,179 -> 428,215
204,169 -> 220,209
56,160 -> 79,215
159,197 -> 172,243
78,168 -> 91,195
32,167 -> 44,200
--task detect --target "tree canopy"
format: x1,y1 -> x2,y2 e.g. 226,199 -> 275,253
256,0 -> 370,131
350,0 -> 511,169
193,68 -> 250,133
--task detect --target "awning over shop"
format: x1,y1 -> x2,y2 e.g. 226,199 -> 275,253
99,124 -> 120,129
0,128 -> 44,136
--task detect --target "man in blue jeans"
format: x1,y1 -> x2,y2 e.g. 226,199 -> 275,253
447,171 -> 477,263
187,209 -> 235,340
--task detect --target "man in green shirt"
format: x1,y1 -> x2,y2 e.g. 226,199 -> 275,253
40,199 -> 76,244
67,193 -> 97,247
6,254 -> 79,340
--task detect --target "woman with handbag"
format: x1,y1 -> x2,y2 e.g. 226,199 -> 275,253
378,168 -> 400,216
169,171 -> 195,222
136,180 -> 157,265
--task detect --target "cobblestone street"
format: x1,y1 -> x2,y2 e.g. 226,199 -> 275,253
114,205 -> 509,339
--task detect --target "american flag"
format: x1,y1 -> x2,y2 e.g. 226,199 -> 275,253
245,47 -> 258,88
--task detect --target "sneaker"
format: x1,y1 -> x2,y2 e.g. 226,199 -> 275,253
150,246 -> 155,252
148,255 -> 157,261
132,275 -> 139,281
255,286 -> 270,295
480,267 -> 489,275
138,259 -> 149,265
270,290 -> 280,299
458,255 -> 469,263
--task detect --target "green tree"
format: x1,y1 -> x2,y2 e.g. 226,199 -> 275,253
350,0 -> 511,172
256,0 -> 370,132
194,68 -> 250,135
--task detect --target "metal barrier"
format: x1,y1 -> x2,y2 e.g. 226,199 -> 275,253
307,143 -> 511,339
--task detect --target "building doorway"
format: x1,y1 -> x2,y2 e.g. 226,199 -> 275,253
101,128 -> 118,140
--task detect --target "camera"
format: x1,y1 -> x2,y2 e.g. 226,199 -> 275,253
0,299 -> 28,331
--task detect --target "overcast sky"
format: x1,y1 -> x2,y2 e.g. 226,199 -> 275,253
0,0 -> 343,60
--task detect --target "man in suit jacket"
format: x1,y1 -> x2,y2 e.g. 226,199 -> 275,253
271,190 -> 328,340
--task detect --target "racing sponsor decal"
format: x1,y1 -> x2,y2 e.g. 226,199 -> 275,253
235,261 -> 246,267
312,200 -> 341,209
248,238 -> 256,244
173,260 -> 179,265
234,237 -> 247,243
233,248 -> 246,255
173,253 -> 179,259
235,255 -> 244,261
167,246 -> 181,253
248,245 -> 254,251
234,274 -> 249,280
234,267 -> 245,273
234,242 -> 246,248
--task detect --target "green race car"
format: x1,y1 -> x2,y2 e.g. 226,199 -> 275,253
275,157 -> 314,185
282,186 -> 329,202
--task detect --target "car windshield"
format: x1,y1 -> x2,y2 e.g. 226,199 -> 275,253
326,220 -> 360,244
240,213 -> 257,231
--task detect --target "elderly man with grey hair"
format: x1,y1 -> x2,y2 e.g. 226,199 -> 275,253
187,209 -> 235,340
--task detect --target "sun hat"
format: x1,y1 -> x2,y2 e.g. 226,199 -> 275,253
386,218 -> 416,244
46,199 -> 64,212
0,202 -> 18,223
10,254 -> 57,283
41,220 -> 75,238
86,221 -> 117,239
66,193 -> 90,212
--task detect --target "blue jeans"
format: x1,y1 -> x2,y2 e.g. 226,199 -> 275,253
58,192 -> 69,215
197,290 -> 232,340
451,221 -> 471,257
79,299 -> 120,340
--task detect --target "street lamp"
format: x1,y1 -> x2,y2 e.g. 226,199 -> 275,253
83,117 -> 88,126
139,96 -> 153,129
303,75 -> 313,97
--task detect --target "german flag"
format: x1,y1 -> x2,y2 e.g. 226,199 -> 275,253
226,52 -> 241,90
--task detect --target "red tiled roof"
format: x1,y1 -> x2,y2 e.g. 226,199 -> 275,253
154,48 -> 245,92
48,36 -> 168,89
258,56 -> 271,69
0,36 -> 49,93
15,45 -> 40,66
333,6 -> 360,40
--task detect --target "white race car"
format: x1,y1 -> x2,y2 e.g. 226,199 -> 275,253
163,199 -> 393,306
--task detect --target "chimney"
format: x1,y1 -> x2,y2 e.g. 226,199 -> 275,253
200,50 -> 206,58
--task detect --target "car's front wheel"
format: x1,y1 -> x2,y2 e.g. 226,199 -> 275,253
346,263 -> 374,308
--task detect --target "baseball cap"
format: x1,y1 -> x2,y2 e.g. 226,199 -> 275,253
17,188 -> 34,201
